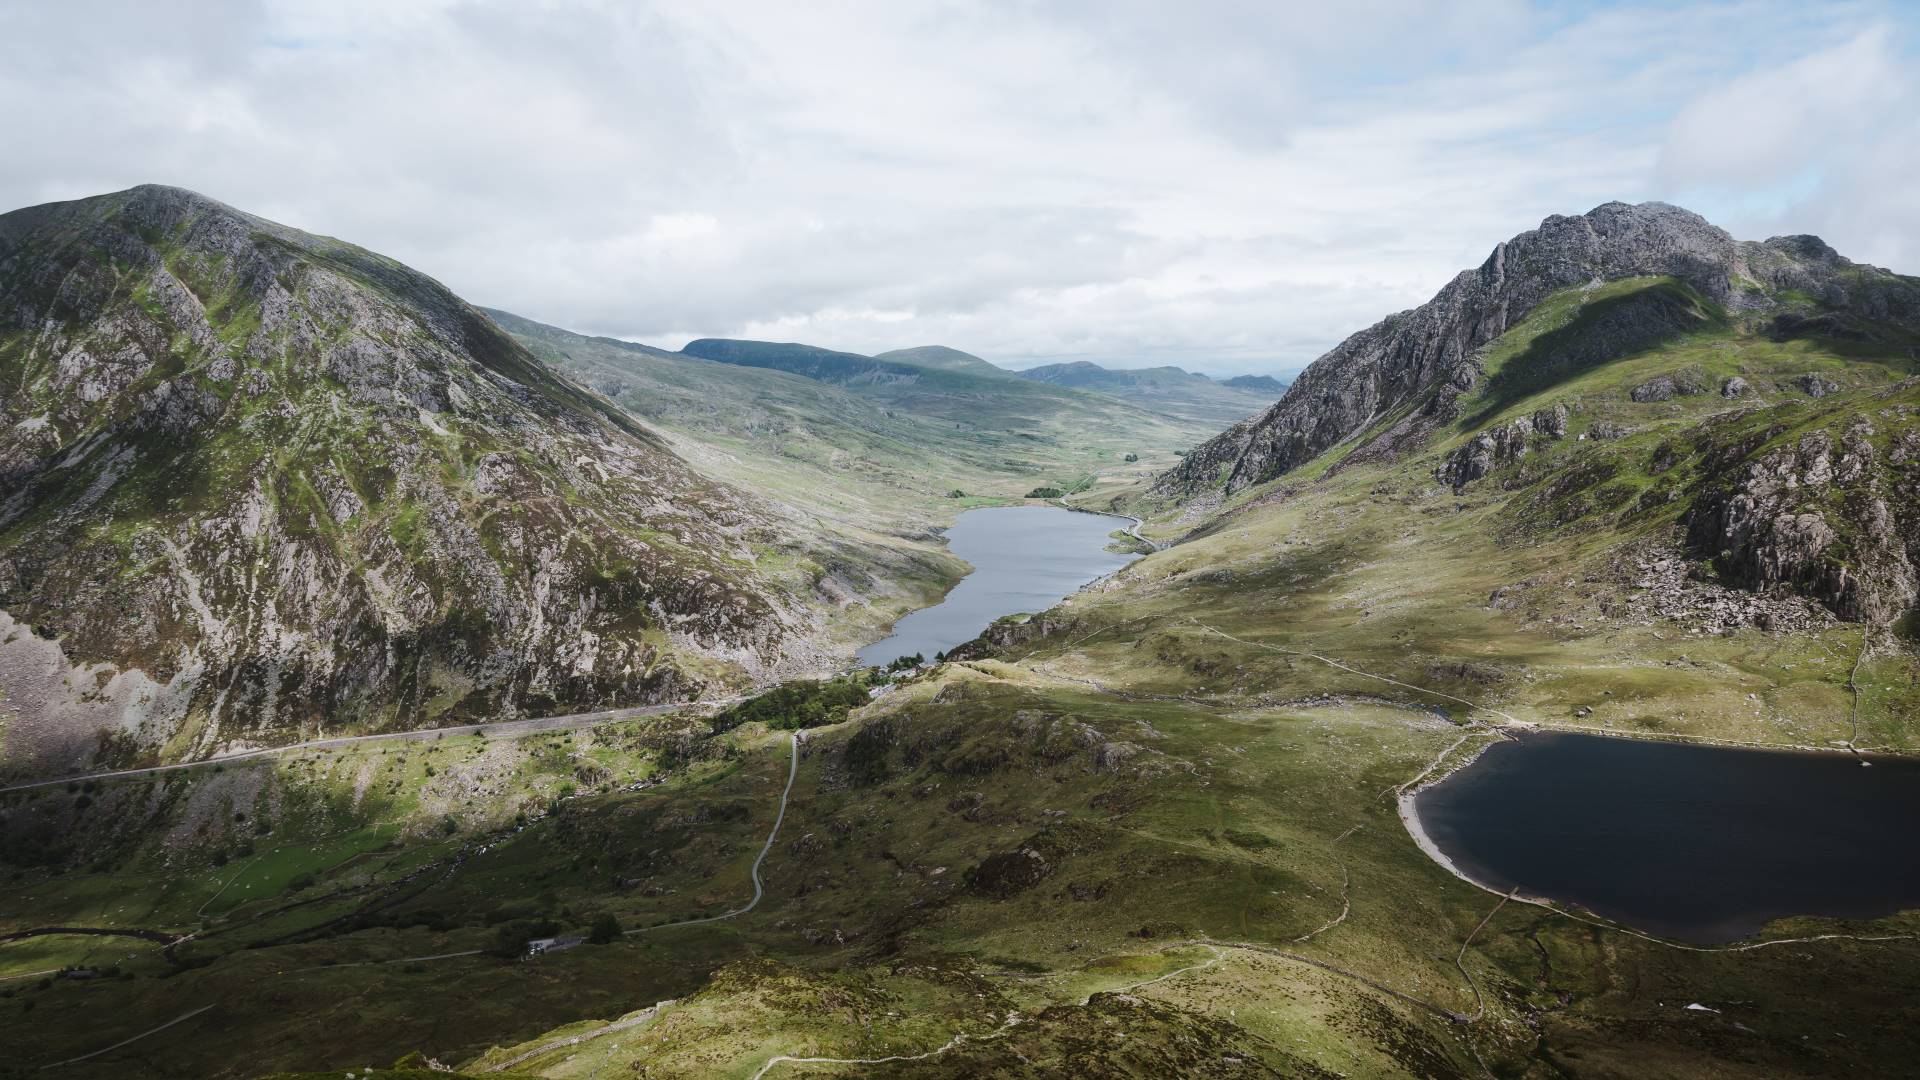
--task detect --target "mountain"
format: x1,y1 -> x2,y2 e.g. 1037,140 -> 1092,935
872,344 -> 1010,377
1220,373 -> 1286,393
679,338 -> 915,384
1017,359 -> 1275,425
1154,201 -> 1920,501
1147,200 -> 1920,627
0,186 -> 856,777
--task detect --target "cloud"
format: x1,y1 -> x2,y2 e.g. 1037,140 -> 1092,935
1657,22 -> 1920,271
3,1 -> 1914,377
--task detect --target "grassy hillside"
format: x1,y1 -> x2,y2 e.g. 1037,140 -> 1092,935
873,345 -> 1013,378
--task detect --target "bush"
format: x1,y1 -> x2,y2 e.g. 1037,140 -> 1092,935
946,489 -> 965,498
588,913 -> 621,944
1025,486 -> 1064,499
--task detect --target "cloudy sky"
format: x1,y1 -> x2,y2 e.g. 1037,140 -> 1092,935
5,1 -> 1916,376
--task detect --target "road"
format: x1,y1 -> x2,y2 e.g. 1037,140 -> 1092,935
0,696 -> 744,795
37,1005 -> 215,1070
483,732 -> 802,1073
1051,497 -> 1164,552
628,731 -> 800,934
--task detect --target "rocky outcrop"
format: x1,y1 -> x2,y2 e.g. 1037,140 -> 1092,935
1794,373 -> 1842,399
1629,372 -> 1707,402
0,186 -> 836,776
1722,376 -> 1750,398
1436,404 -> 1570,491
1152,202 -> 1920,500
1685,420 -> 1919,624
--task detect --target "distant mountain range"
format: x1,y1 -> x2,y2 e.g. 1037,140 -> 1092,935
1015,360 -> 1283,425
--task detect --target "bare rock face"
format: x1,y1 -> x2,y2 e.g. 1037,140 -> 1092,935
1793,373 -> 1843,399
0,186 -> 830,776
1152,202 -> 1920,500
1685,422 -> 1919,624
1629,373 -> 1707,403
1722,376 -> 1751,398
1436,404 -> 1570,491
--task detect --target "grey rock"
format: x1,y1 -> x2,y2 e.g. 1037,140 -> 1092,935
1796,373 -> 1842,399
1436,403 -> 1570,491
1685,428 -> 1918,624
1722,376 -> 1750,398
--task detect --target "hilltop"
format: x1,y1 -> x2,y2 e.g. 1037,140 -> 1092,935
1019,359 -> 1277,425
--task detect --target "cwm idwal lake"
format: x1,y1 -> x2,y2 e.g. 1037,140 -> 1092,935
857,505 -> 1138,667
1411,731 -> 1920,944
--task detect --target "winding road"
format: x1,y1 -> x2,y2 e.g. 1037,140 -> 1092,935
628,731 -> 800,934
479,732 -> 802,1073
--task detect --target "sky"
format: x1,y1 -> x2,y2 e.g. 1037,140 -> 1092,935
4,1 -> 1917,377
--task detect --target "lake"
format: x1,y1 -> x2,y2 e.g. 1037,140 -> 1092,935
856,505 -> 1139,667
1409,731 -> 1920,944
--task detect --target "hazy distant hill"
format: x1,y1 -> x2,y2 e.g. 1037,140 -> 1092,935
1017,359 -> 1274,425
1221,373 -> 1287,393
490,316 -> 1224,530
873,344 -> 1012,377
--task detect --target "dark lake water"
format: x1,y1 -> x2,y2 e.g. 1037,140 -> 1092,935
1412,731 -> 1920,944
856,506 -> 1138,667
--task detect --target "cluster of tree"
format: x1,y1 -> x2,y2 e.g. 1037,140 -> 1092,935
885,652 -> 925,672
709,675 -> 874,733
489,918 -> 562,957
1026,486 -> 1064,499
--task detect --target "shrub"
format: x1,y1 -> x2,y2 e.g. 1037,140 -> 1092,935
588,913 -> 622,944
1025,486 -> 1064,499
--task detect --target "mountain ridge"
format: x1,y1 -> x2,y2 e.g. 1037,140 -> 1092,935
1151,200 -> 1920,500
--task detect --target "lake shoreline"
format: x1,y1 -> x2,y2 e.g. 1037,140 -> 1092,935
854,504 -> 1141,667
1400,728 -> 1920,947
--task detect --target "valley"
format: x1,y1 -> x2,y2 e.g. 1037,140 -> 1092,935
2,193 -> 1918,1080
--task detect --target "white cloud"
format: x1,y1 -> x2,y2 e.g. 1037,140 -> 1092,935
3,1 -> 1914,377
1658,23 -> 1920,272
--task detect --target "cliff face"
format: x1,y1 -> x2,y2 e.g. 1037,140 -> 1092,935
1152,202 -> 1920,499
1683,412 -> 1920,626
0,186 -> 825,775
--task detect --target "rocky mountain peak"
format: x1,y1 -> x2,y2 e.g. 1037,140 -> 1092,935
1150,201 -> 1918,500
